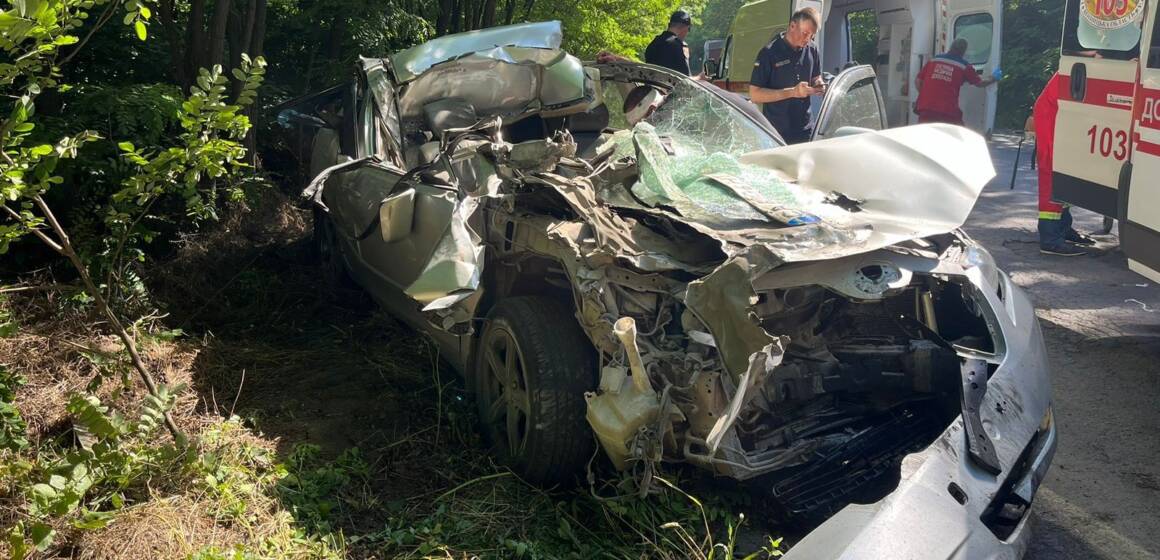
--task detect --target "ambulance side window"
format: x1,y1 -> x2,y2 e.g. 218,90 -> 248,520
1061,0 -> 1145,60
1150,2 -> 1160,68
953,13 -> 993,65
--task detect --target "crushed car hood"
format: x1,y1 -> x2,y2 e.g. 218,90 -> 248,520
619,122 -> 995,266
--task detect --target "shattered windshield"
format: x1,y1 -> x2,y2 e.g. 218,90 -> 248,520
597,79 -> 806,230
646,79 -> 780,156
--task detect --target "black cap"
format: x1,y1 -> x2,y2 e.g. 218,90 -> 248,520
669,10 -> 691,26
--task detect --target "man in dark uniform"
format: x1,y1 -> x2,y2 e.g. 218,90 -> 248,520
644,11 -> 693,76
748,7 -> 825,144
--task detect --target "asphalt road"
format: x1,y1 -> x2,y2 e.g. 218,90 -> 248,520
966,135 -> 1160,560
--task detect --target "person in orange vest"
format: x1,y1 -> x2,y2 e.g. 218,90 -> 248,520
914,39 -> 1000,125
1035,72 -> 1095,256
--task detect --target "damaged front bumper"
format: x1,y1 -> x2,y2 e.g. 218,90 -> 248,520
784,268 -> 1056,560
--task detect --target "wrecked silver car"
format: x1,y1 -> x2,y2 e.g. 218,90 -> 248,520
280,21 -> 1056,558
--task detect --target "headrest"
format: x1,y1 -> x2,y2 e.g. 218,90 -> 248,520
568,103 -> 610,133
423,98 -> 479,136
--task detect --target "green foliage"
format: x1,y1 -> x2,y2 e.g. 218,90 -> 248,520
530,0 -> 682,59
0,365 -> 29,452
996,0 -> 1064,129
185,418 -> 347,560
262,0 -> 433,93
277,444 -> 368,534
847,9 -> 878,67
686,0 -> 745,69
8,388 -> 182,553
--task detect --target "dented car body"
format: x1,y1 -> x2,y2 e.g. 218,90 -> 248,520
280,21 -> 1056,559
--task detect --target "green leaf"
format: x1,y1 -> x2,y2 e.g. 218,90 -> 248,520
7,523 -> 28,560
134,20 -> 146,41
138,5 -> 150,19
13,123 -> 34,133
29,144 -> 53,156
73,510 -> 116,530
117,141 -> 135,152
29,522 -> 53,552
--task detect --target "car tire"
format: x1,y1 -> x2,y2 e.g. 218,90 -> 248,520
312,208 -> 355,291
474,296 -> 596,485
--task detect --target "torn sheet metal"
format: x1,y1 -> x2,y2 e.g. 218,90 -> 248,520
527,172 -> 720,273
300,155 -> 376,213
403,196 -> 484,308
683,257 -> 776,380
705,340 -> 785,453
397,49 -> 591,123
390,21 -> 564,83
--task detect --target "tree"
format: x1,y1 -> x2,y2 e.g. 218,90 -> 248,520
996,0 -> 1064,129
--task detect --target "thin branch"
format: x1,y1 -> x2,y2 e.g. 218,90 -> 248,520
1,203 -> 64,253
32,195 -> 186,446
58,0 -> 122,68
0,284 -> 80,294
104,196 -> 159,301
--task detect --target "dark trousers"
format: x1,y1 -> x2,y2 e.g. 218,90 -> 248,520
1038,207 -> 1073,248
783,128 -> 812,145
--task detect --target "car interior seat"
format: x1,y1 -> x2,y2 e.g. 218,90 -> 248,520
566,103 -> 610,155
310,127 -> 342,178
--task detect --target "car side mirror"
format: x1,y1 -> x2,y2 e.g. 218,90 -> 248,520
703,59 -> 720,79
378,187 -> 415,243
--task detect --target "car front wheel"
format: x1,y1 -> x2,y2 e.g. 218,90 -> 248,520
474,297 -> 596,485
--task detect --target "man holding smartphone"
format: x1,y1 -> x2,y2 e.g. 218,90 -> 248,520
748,7 -> 825,144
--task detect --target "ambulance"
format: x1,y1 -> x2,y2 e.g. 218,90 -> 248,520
706,0 -> 1003,134
1052,0 -> 1160,281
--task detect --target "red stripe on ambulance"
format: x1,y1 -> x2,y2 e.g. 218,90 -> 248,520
1058,74 -> 1135,111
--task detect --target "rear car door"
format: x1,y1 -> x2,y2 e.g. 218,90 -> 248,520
1125,3 -> 1160,281
1053,0 -> 1146,217
320,61 -> 467,307
946,0 -> 1002,134
811,64 -> 888,141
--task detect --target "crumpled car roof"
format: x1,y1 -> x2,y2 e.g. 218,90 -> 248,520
389,20 -> 564,83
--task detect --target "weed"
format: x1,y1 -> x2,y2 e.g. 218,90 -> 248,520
0,366 -> 29,452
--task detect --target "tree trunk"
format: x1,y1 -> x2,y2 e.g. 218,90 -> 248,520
450,0 -> 462,32
436,0 -> 452,35
481,0 -> 497,29
186,0 -> 207,85
207,0 -> 232,69
522,0 -> 536,22
503,0 -> 516,25
326,15 -> 346,61
249,0 -> 267,57
156,0 -> 188,86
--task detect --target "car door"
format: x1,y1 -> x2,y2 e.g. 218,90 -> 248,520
321,61 -> 470,308
1124,3 -> 1160,282
811,64 -> 888,141
946,0 -> 1002,134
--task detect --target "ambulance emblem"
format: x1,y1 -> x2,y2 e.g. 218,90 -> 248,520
1080,0 -> 1144,30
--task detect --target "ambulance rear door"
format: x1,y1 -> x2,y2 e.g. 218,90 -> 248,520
944,0 -> 1002,134
1053,0 -> 1146,217
1125,2 -> 1160,281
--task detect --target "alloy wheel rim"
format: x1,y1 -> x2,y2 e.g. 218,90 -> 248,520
481,325 -> 532,457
